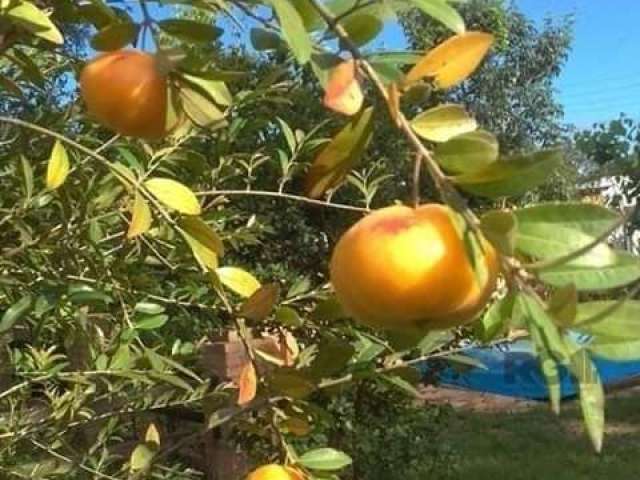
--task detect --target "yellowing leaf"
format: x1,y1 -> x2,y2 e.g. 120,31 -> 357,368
7,1 -> 64,45
405,31 -> 494,89
237,361 -> 257,405
46,140 -> 70,190
410,104 -> 477,142
323,60 -> 364,116
305,106 -> 374,198
145,423 -> 161,447
127,192 -> 152,239
144,178 -> 201,215
179,216 -> 225,271
216,267 -> 261,297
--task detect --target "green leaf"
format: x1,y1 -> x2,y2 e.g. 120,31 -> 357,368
417,330 -> 453,354
307,338 -> 354,378
135,302 -> 165,315
568,349 -> 604,453
529,324 -> 561,414
179,216 -> 224,271
275,306 -> 303,327
215,267 -> 261,297
144,177 -> 201,215
291,0 -> 323,30
130,443 -> 154,472
515,223 -> 615,267
6,1 -> 64,44
270,369 -> 316,399
158,19 -> 223,43
434,130 -> 498,174
269,0 -> 313,64
587,338 -> 640,361
0,75 -> 22,97
340,14 -> 383,46
517,293 -> 571,364
134,314 -> 169,331
352,333 -> 386,364
573,301 -> 640,340
539,251 -> 640,291
149,371 -> 193,391
473,293 -> 515,343
547,284 -> 577,327
90,21 -> 138,51
407,0 -> 466,33
305,106 -> 374,198
298,448 -> 353,471
110,344 -> 132,370
381,373 -> 422,397
453,149 -> 563,198
480,210 -> 517,256
46,140 -> 70,190
514,203 -> 620,238
0,295 -> 33,334
68,284 -> 113,305
410,104 -> 477,143
250,27 -> 283,51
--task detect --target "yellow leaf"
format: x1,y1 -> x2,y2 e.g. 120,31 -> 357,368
405,31 -> 494,89
237,361 -> 257,406
179,217 -> 224,271
323,60 -> 364,116
216,267 -> 261,297
46,140 -> 70,190
386,82 -> 401,126
144,177 -> 201,215
127,192 -> 152,239
410,103 -> 477,142
145,423 -> 161,447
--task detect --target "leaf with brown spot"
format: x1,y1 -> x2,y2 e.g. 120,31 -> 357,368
405,31 -> 494,89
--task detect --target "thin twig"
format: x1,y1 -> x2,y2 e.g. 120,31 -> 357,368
197,189 -> 369,213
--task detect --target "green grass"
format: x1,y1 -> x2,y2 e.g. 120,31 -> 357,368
438,394 -> 640,479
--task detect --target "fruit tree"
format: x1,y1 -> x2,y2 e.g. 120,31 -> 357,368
0,0 -> 639,478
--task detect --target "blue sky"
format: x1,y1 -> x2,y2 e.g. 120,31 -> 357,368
147,1 -> 640,128
516,0 -> 640,128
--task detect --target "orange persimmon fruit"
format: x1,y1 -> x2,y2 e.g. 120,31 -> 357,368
330,204 -> 499,331
80,50 -> 169,139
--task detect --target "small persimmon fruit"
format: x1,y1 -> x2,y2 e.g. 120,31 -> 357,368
246,464 -> 304,480
330,204 -> 499,331
80,50 -> 168,139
